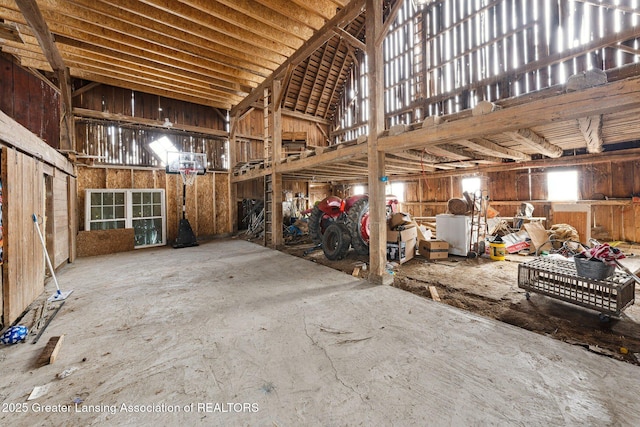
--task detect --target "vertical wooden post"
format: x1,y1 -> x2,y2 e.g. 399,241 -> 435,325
229,114 -> 238,232
366,0 -> 391,285
67,175 -> 77,263
271,79 -> 283,248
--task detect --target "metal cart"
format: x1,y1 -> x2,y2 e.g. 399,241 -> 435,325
518,257 -> 636,320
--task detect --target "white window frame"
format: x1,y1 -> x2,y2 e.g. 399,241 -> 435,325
85,189 -> 166,248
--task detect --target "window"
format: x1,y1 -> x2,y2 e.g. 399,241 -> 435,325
149,136 -> 178,166
88,191 -> 126,230
547,170 -> 578,201
389,182 -> 405,202
86,189 -> 166,248
462,177 -> 481,195
353,185 -> 366,195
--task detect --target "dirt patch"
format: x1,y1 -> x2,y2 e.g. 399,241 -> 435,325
279,237 -> 640,365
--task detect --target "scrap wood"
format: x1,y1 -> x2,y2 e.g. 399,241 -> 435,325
426,285 -> 441,302
352,266 -> 361,277
36,335 -> 65,367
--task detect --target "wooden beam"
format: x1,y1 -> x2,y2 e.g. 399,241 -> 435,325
232,0 -> 366,115
17,0 -> 74,151
577,115 -> 604,154
332,27 -> 366,51
271,79 -> 283,247
248,102 -> 332,125
73,108 -> 229,138
366,0 -> 390,285
0,109 -> 74,175
456,138 -> 531,161
379,76 -> 640,153
36,335 -> 65,366
399,148 -> 640,180
0,21 -> 23,43
71,81 -> 101,97
375,0 -> 404,46
505,129 -> 563,158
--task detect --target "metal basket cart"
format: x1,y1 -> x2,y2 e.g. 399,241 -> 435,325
518,257 -> 635,320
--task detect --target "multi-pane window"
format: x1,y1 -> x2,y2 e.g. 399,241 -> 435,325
131,191 -> 164,247
86,189 -> 166,248
88,191 -> 126,230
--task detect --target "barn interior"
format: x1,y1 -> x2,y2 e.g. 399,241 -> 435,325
0,0 -> 640,424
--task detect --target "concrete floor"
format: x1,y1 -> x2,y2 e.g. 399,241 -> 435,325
1,239 -> 639,426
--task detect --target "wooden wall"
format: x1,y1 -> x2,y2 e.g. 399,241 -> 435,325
77,167 -> 232,243
52,173 -> 69,269
73,80 -> 226,129
402,157 -> 640,243
0,54 -> 60,148
2,148 -> 45,325
233,108 -> 330,163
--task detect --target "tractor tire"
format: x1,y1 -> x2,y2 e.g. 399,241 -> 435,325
322,222 -> 351,260
348,198 -> 370,255
308,206 -> 327,244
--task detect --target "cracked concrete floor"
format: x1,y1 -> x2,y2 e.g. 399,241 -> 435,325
1,238 -> 639,426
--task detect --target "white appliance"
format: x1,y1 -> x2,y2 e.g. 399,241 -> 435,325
435,214 -> 471,256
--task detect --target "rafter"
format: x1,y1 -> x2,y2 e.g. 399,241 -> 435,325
232,0 -> 366,115
505,129 -> 564,158
455,138 -> 531,161
577,115 -> 604,154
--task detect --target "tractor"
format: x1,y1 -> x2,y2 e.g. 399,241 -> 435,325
307,194 -> 399,260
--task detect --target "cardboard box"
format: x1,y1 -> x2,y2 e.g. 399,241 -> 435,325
389,212 -> 412,229
501,230 -> 531,253
386,226 -> 417,264
386,240 -> 416,264
387,226 -> 418,243
418,239 -> 449,260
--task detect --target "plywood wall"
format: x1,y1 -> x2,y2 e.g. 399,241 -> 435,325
77,167 -> 232,243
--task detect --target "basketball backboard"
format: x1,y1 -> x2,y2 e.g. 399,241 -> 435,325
166,151 -> 207,175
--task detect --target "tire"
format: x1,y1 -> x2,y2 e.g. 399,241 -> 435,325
348,198 -> 370,255
322,222 -> 351,260
309,206 -> 329,244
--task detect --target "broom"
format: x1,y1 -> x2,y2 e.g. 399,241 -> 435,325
32,214 -> 73,302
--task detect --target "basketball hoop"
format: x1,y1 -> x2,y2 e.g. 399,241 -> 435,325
180,167 -> 198,187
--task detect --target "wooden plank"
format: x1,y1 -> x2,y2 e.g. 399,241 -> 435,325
427,285 -> 441,302
52,173 -> 68,269
36,335 -> 65,367
2,147 -> 46,324
67,175 -> 77,263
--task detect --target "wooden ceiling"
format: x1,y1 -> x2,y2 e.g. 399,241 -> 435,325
0,0 -> 358,113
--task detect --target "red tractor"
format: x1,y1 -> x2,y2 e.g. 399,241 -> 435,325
308,194 -> 399,260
